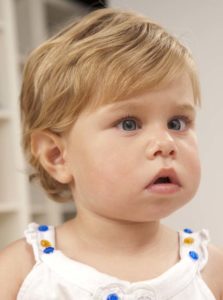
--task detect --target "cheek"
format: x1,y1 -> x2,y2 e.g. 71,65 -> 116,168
89,149 -> 134,189
70,140 -> 122,193
188,137 -> 201,170
72,152 -> 133,216
182,137 -> 201,190
89,135 -> 136,177
189,153 -> 201,189
77,141 -> 138,205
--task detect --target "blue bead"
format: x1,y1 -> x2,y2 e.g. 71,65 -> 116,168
106,293 -> 120,300
38,225 -> 49,232
184,228 -> 193,234
43,247 -> 54,254
189,251 -> 199,260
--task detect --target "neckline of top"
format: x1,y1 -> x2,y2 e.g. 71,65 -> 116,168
40,229 -> 200,298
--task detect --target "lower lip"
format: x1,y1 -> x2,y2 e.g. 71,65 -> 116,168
146,183 -> 181,194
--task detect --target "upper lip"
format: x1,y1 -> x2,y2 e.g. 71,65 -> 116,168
146,168 -> 181,187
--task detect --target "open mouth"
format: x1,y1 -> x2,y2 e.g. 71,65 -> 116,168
153,177 -> 172,184
146,168 -> 182,195
146,168 -> 181,188
146,170 -> 181,194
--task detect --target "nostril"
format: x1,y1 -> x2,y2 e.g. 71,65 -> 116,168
170,150 -> 175,155
153,147 -> 176,158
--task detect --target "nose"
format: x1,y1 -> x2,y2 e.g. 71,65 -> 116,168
146,132 -> 177,160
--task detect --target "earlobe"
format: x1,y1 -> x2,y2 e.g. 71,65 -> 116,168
31,130 -> 72,184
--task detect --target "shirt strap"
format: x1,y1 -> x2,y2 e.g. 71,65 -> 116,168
24,222 -> 56,263
179,228 -> 210,271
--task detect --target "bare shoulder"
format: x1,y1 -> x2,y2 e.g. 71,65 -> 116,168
202,243 -> 223,299
0,238 -> 35,299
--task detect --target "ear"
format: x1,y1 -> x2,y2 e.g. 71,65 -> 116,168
30,130 -> 72,184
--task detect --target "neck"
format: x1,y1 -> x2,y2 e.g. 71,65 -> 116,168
68,209 -> 166,256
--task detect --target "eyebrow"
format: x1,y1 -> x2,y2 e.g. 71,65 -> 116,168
107,101 -> 196,113
173,104 -> 196,113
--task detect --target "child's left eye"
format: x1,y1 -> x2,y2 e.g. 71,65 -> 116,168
167,116 -> 191,131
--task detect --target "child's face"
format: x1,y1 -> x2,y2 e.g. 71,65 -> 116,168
64,72 -> 201,222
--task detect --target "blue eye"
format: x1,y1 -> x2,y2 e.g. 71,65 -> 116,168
117,115 -> 140,131
168,116 -> 191,131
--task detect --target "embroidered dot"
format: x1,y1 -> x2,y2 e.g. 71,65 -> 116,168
38,225 -> 49,232
106,293 -> 120,300
43,246 -> 54,254
189,250 -> 199,260
40,239 -> 52,247
184,237 -> 194,244
183,228 -> 193,234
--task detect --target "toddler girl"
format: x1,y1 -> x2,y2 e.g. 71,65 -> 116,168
0,7 -> 223,300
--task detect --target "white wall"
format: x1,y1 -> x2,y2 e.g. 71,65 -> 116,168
109,0 -> 223,245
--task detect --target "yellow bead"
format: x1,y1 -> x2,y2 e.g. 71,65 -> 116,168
184,237 -> 194,244
40,239 -> 52,247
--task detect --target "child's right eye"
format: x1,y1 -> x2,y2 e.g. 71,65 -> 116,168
116,115 -> 141,131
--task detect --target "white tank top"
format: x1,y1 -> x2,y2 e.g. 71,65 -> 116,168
17,223 -> 216,300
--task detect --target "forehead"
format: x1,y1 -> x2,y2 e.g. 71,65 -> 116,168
95,72 -> 195,115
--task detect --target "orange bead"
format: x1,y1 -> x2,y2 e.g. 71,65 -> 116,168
40,239 -> 52,247
184,237 -> 194,244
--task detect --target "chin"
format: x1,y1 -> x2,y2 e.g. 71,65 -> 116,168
143,200 -> 190,221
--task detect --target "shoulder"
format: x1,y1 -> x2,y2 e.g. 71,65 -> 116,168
0,238 -> 35,299
207,243 -> 223,280
202,243 -> 223,299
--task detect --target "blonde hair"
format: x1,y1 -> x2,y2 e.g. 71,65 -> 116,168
20,8 -> 201,202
